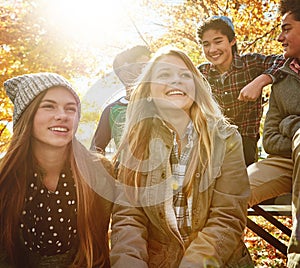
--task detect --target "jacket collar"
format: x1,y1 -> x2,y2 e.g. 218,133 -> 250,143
280,58 -> 300,78
289,58 -> 300,75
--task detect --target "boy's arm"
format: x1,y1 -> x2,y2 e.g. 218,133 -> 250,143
238,74 -> 273,101
238,54 -> 285,102
90,105 -> 112,153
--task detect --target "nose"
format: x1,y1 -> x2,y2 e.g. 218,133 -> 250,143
170,73 -> 182,85
207,44 -> 217,53
277,32 -> 284,42
54,109 -> 68,121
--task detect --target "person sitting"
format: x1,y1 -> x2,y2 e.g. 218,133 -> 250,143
0,72 -> 115,267
110,46 -> 253,267
246,0 -> 300,266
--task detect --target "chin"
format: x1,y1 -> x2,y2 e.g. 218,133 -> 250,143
283,50 -> 294,59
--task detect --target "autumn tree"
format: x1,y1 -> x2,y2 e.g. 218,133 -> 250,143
0,0 -> 103,153
0,0 -> 285,154
140,0 -> 283,146
143,0 -> 282,64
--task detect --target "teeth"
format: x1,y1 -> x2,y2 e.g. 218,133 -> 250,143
50,127 -> 68,132
166,90 -> 185,96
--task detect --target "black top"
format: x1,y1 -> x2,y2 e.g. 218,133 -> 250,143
20,168 -> 77,256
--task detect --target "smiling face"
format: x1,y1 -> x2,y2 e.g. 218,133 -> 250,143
150,55 -> 196,116
201,29 -> 236,73
278,12 -> 300,60
32,86 -> 79,151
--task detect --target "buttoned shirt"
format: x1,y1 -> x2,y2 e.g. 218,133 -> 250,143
171,121 -> 196,244
198,53 -> 285,138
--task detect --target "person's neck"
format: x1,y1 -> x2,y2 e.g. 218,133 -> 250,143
216,60 -> 231,74
161,110 -> 191,139
33,146 -> 68,175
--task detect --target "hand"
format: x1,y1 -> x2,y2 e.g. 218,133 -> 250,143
238,83 -> 262,102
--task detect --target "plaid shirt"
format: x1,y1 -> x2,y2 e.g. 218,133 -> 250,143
171,122 -> 196,244
198,53 -> 285,138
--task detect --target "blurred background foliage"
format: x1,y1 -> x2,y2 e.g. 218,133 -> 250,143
0,0 -> 282,153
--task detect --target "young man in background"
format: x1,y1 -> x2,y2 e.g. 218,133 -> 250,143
196,16 -> 284,166
246,0 -> 300,266
90,45 -> 151,154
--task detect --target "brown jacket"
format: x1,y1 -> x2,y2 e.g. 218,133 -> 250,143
110,119 -> 253,267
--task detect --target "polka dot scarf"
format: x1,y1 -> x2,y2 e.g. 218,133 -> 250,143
20,168 -> 78,256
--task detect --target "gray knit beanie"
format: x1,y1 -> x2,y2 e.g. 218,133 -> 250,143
4,72 -> 81,125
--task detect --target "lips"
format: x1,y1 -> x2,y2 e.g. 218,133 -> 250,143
166,89 -> 186,96
281,43 -> 289,52
49,126 -> 69,132
210,53 -> 221,60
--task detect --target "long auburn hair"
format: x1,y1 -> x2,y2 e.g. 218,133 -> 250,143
113,47 -> 230,195
0,89 -> 110,267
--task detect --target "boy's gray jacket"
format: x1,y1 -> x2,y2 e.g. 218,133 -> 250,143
110,118 -> 252,268
263,58 -> 300,157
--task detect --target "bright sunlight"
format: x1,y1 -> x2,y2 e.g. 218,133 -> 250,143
42,0 -> 144,46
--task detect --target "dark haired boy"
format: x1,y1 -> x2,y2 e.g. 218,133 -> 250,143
197,16 -> 284,166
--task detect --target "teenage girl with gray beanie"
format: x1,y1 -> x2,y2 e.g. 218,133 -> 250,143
0,73 -> 115,267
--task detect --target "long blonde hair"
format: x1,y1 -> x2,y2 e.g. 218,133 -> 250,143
0,89 -> 111,267
113,47 -> 229,195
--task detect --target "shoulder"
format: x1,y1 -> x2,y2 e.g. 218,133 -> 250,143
198,62 -> 212,71
240,52 -> 263,59
211,119 -> 240,141
73,139 -> 113,172
103,96 -> 127,110
84,148 -> 115,179
240,52 -> 279,63
98,154 -> 115,178
197,62 -> 213,77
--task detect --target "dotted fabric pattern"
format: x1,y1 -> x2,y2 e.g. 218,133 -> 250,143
20,170 -> 78,256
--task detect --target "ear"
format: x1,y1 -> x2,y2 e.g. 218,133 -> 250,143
230,37 -> 237,47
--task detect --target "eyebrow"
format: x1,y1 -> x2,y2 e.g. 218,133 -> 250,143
156,67 -> 189,71
41,99 -> 77,105
202,36 -> 224,43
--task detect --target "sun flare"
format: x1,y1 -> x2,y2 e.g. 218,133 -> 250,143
43,0 -> 137,45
